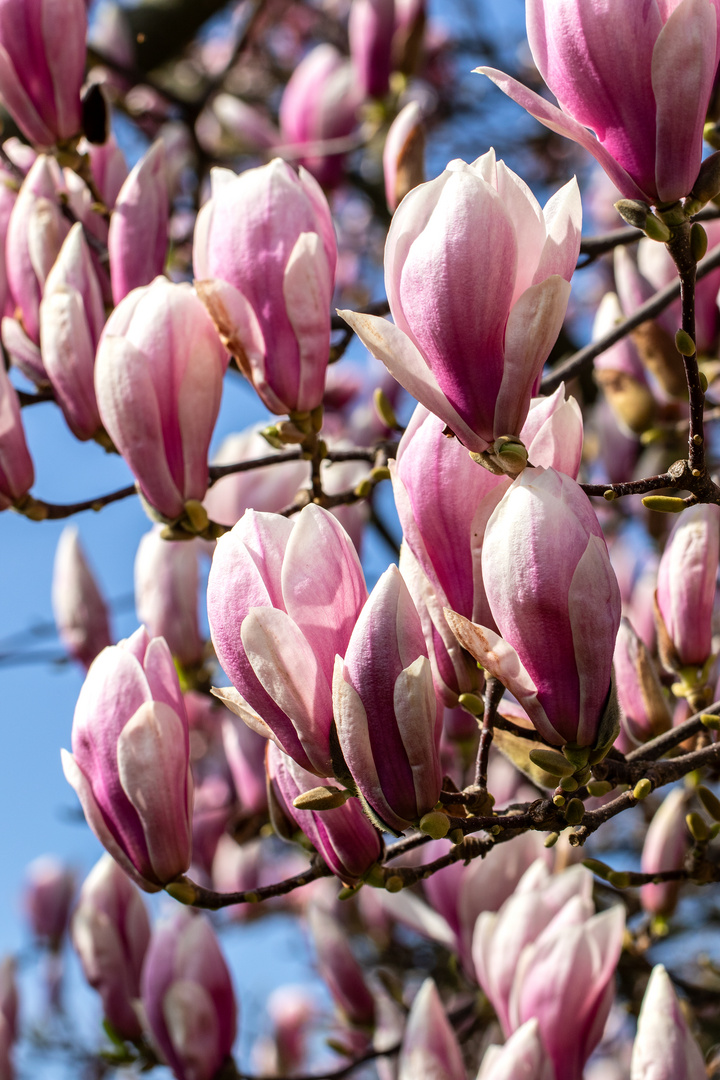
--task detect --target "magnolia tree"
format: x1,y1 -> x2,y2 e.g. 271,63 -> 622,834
4,0 -> 720,1077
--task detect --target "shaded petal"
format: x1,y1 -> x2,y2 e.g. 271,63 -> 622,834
653,0 -> 719,202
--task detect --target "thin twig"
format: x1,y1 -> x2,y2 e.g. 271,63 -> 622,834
475,677 -> 503,789
542,241 -> 720,393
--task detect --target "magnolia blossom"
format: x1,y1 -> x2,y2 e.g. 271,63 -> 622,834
0,0 -> 86,147
340,148 -> 581,455
208,505 -> 367,777
71,855 -> 150,1040
61,627 -> 193,892
193,158 -> 337,415
333,564 -> 442,833
383,100 -> 425,212
307,905 -> 376,1027
134,527 -> 203,668
640,787 -> 688,917
631,965 -> 706,1080
394,387 -> 583,705
476,1019 -> 555,1080
0,361 -> 34,511
656,503 -> 720,672
23,856 -> 75,948
95,278 -> 228,522
267,742 -> 382,885
278,46 -> 361,188
108,141 -> 169,305
39,223 -> 106,441
474,861 -> 625,1080
479,0 -> 720,205
447,467 -> 621,749
52,526 -> 112,670
141,911 -> 237,1080
397,979 -> 465,1080
349,0 -> 395,98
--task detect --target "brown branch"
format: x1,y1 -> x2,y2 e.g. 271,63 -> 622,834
475,677 -> 503,789
576,205 -> 720,266
542,241 -> 720,393
625,699 -> 720,762
170,856 -> 332,910
581,473 -> 674,499
667,223 -> 704,473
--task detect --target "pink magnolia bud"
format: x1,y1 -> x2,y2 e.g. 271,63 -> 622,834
208,505 -> 367,778
84,134 -> 129,210
221,714 -> 268,815
307,904 -> 376,1027
397,979 -> 465,1080
95,277 -> 228,522
479,0 -> 720,205
447,467 -> 621,749
191,774 -> 233,879
640,787 -> 688,918
0,361 -> 34,511
261,985 -> 314,1075
333,564 -> 442,834
141,911 -> 237,1080
423,830 -> 550,976
267,742 -> 382,885
203,94 -> 280,155
134,527 -> 203,668
656,503 -> 720,671
278,45 -> 361,188
7,154 -> 68,345
39,223 -> 105,441
473,861 -> 593,1036
631,965 -> 706,1080
23,856 -> 75,948
393,388 -> 583,705
52,526 -> 112,670
204,427 -> 308,527
71,854 -> 150,1040
383,100 -> 425,212
340,150 -> 581,454
0,0 -> 86,147
211,835 -> 261,914
474,862 -> 625,1080
614,617 -> 671,747
349,0 -> 396,99
476,1018 -> 555,1080
108,141 -> 168,305
61,626 -> 193,892
193,158 -> 336,416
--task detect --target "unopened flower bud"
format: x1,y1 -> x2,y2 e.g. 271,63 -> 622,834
686,811 -> 709,842
614,199 -> 649,230
675,329 -> 696,356
528,748 -> 576,778
690,222 -> 709,262
697,786 -> 720,822
292,786 -> 353,811
634,779 -> 653,800
641,495 -> 687,513
418,811 -> 450,839
643,215 -> 672,243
